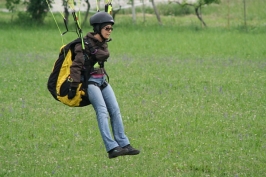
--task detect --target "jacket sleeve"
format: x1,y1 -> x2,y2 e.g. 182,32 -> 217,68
70,43 -> 84,87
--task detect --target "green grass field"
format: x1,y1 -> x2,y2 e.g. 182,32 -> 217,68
1,0 -> 266,176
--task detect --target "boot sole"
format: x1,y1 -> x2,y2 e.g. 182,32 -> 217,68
108,150 -> 128,159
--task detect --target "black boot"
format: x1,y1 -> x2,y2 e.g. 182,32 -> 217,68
108,146 -> 128,159
123,144 -> 140,155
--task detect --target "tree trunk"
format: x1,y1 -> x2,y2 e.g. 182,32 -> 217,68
142,0 -> 146,23
195,6 -> 207,27
132,0 -> 136,24
174,1 -> 208,27
64,7 -> 69,23
151,0 -> 162,25
62,0 -> 69,24
112,6 -> 121,21
82,0 -> 91,27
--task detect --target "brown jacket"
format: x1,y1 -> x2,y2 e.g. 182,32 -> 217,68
70,32 -> 110,87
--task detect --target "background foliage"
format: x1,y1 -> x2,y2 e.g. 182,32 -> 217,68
0,0 -> 264,25
0,0 -> 266,176
5,0 -> 52,23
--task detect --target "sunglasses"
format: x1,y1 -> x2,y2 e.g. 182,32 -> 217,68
103,27 -> 113,31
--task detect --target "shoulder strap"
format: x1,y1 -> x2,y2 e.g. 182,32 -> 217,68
84,38 -> 97,55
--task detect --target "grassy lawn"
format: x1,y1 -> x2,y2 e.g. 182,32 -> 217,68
0,0 -> 266,176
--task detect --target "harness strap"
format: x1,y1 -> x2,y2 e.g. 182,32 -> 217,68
88,81 -> 108,90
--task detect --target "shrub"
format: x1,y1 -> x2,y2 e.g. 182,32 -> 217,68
157,3 -> 193,16
22,0 -> 52,24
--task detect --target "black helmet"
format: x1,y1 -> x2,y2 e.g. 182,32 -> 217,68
90,12 -> 114,26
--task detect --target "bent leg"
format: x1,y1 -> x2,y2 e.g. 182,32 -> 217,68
88,84 -> 118,152
102,84 -> 130,148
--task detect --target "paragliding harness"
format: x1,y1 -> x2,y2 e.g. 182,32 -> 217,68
48,38 -> 92,107
46,1 -> 113,107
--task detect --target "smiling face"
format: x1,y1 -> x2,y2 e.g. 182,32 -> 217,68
100,25 -> 113,40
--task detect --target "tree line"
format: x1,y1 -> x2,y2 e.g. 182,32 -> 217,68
7,0 -> 250,28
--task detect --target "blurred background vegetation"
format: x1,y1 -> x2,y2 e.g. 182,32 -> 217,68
0,0 -> 265,32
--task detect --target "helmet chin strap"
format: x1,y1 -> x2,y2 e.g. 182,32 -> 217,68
99,32 -> 106,41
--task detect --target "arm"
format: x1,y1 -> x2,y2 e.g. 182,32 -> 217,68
70,43 -> 85,87
94,42 -> 110,62
86,38 -> 110,63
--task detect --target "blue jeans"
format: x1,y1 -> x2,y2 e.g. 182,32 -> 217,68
88,76 -> 130,152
